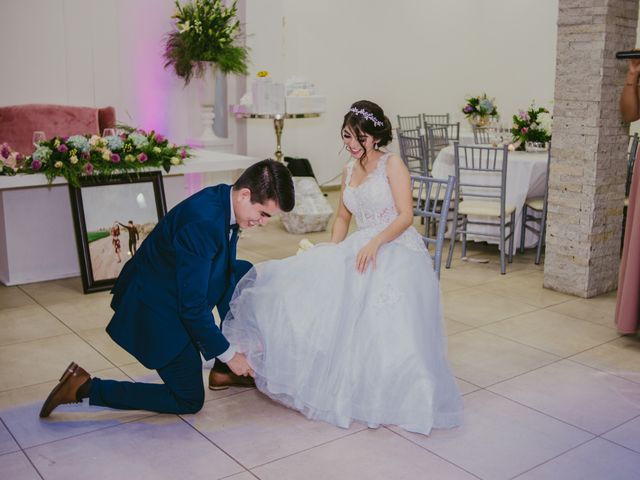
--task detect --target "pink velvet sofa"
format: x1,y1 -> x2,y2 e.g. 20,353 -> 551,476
0,104 -> 116,155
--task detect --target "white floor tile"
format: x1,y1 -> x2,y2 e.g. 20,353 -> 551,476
0,285 -> 37,309
392,390 -> 592,480
570,336 -> 640,384
1,368 -> 153,449
514,438 -> 640,480
489,360 -> 640,434
183,389 -> 365,468
547,295 -> 617,329
26,415 -> 243,479
447,329 -> 560,387
0,304 -> 71,346
0,451 -> 41,480
477,273 -> 573,308
252,428 -> 476,480
225,473 -> 256,480
0,334 -> 114,391
77,327 -> 138,366
18,278 -> 85,306
481,309 -> 618,357
45,294 -> 113,331
443,287 -> 538,327
456,378 -> 481,395
0,420 -> 19,455
603,416 -> 640,454
0,189 -> 633,480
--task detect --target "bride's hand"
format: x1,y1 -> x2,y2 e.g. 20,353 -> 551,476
356,239 -> 381,274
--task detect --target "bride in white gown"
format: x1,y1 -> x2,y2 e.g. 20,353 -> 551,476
223,100 -> 463,435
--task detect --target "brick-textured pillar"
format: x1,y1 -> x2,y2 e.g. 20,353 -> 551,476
544,0 -> 638,297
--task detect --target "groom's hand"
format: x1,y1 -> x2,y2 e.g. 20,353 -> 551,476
227,352 -> 255,378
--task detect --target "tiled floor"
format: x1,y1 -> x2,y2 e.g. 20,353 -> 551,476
1,191 -> 639,479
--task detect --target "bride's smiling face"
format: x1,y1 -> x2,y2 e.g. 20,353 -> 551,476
342,126 -> 376,159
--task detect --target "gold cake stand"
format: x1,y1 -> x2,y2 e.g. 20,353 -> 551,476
234,112 -> 320,162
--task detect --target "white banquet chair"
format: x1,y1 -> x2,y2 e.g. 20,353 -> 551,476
397,128 -> 429,176
446,143 -> 516,274
397,114 -> 422,131
426,125 -> 450,169
425,121 -> 460,143
519,145 -> 551,264
422,113 -> 450,125
411,174 -> 456,279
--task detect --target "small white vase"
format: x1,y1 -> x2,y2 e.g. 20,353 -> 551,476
196,62 -> 220,143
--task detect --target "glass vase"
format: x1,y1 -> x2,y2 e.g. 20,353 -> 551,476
468,114 -> 491,128
524,141 -> 549,152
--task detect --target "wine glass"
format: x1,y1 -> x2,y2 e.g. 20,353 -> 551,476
32,131 -> 46,147
102,128 -> 116,138
487,120 -> 501,147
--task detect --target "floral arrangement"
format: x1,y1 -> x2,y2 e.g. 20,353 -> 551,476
164,0 -> 249,84
0,128 -> 190,187
510,104 -> 552,150
0,143 -> 24,175
462,93 -> 499,123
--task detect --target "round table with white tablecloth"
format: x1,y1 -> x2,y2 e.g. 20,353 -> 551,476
431,145 -> 549,249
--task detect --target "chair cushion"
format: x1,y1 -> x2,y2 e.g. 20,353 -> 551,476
525,197 -> 544,211
458,199 -> 516,217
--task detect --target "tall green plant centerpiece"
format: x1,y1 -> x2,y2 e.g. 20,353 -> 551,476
164,0 -> 249,143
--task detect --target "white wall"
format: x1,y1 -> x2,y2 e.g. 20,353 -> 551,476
244,0 -> 560,184
0,0 -> 244,147
8,0 -> 638,186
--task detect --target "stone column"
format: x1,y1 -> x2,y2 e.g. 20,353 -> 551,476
544,0 -> 638,297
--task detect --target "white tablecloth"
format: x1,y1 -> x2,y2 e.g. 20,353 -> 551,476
431,145 -> 548,249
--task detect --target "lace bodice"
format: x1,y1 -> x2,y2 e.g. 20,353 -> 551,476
343,153 -> 427,254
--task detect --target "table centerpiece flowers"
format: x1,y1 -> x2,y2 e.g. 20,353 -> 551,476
163,0 -> 249,84
0,128 -> 191,187
510,104 -> 552,151
462,93 -> 499,127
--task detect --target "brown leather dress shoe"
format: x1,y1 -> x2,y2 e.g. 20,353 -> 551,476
39,362 -> 91,418
208,367 -> 256,391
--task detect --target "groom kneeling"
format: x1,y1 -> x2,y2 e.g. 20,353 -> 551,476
39,159 -> 294,417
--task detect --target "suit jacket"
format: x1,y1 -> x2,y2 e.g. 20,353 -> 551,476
106,184 -> 239,369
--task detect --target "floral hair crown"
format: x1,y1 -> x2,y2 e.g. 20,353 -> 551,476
349,107 -> 383,128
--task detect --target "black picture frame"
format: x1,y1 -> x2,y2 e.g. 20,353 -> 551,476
68,171 -> 166,293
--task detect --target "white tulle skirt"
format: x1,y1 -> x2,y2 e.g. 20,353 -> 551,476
222,228 -> 463,435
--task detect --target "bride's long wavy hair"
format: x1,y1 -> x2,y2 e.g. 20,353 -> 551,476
341,100 -> 393,167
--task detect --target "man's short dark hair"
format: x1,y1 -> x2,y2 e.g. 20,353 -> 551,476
233,159 -> 295,212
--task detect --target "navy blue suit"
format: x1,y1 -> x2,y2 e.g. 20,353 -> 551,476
89,185 -> 251,414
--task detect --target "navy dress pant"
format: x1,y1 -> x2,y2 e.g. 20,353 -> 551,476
89,259 -> 253,414
90,341 -> 204,414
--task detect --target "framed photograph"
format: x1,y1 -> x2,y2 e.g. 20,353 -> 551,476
69,172 -> 166,293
